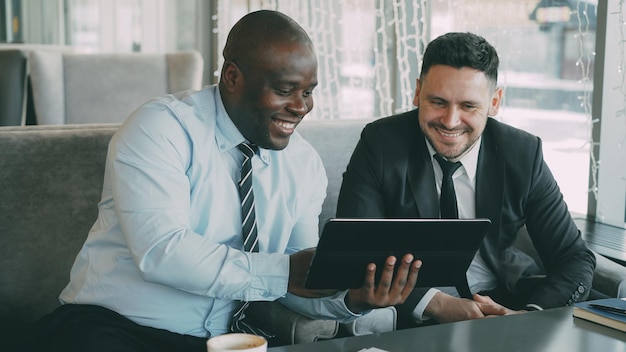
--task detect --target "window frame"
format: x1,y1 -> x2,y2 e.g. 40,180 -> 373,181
589,0 -> 626,227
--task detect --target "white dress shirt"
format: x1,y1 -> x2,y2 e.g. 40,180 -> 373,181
412,137 -> 499,322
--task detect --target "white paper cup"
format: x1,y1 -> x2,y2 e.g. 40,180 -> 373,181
206,333 -> 267,352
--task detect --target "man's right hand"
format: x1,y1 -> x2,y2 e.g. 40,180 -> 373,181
287,248 -> 339,298
424,292 -> 509,323
345,254 -> 421,313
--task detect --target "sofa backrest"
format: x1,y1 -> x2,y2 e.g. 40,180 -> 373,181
297,119 -> 368,230
0,124 -> 119,350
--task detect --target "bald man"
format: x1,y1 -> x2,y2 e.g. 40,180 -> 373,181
33,10 -> 420,352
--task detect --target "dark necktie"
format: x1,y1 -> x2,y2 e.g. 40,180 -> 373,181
230,143 -> 273,338
434,154 -> 462,219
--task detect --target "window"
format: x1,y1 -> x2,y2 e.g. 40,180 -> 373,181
217,0 -> 602,218
591,0 -> 626,228
3,0 -> 623,228
221,0 -> 626,228
428,1 -> 596,218
2,0 -> 195,53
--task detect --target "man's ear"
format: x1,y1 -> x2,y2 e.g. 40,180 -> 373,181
413,78 -> 421,107
221,61 -> 241,92
488,87 -> 503,116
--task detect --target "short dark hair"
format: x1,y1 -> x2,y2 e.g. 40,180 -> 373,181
420,32 -> 499,87
223,10 -> 312,64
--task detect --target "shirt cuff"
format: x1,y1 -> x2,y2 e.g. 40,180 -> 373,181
340,290 -> 368,317
411,288 -> 441,322
525,303 -> 543,311
248,252 -> 289,300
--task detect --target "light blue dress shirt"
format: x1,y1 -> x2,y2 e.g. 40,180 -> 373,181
59,85 -> 360,337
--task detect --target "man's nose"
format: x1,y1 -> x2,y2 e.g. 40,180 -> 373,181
287,95 -> 308,116
440,106 -> 461,128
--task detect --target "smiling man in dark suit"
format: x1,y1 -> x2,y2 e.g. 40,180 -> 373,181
336,32 -> 596,328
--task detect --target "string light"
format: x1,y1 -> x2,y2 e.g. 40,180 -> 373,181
570,0 -> 599,207
374,0 -> 394,117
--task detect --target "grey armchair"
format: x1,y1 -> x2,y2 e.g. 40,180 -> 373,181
28,50 -> 203,124
515,224 -> 626,299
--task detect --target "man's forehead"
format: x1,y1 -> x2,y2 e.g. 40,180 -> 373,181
423,66 -> 492,86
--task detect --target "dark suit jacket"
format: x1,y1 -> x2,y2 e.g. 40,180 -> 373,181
336,110 -> 596,318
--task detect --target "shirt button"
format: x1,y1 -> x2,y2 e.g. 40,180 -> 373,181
578,286 -> 585,293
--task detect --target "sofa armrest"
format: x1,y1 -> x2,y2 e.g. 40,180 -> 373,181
592,251 -> 626,298
246,301 -> 339,346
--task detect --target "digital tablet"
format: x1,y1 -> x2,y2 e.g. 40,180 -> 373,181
304,218 -> 491,296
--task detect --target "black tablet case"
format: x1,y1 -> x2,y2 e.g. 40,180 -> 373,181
304,218 -> 491,297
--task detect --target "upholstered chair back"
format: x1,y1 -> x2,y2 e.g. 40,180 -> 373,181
29,51 -> 203,124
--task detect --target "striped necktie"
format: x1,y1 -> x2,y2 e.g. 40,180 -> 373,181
238,143 -> 259,252
434,154 -> 462,219
230,143 -> 273,338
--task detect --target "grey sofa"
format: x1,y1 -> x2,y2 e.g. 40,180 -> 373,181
1,120 -> 625,351
0,119 -> 395,351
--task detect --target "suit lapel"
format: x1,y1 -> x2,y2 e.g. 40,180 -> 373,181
405,117 -> 505,221
407,132 -> 440,218
475,123 -> 505,250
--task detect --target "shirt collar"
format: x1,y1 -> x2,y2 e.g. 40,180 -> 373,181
426,136 -> 481,183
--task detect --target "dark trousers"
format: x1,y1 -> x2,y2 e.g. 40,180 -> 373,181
33,304 -> 208,352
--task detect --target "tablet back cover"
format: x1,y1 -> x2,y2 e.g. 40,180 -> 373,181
304,218 -> 491,290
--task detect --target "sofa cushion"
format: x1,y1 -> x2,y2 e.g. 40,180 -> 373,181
247,301 -> 339,346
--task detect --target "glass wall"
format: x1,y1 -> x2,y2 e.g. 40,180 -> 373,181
219,0 -> 596,216
2,0 -> 623,226
1,0 -> 195,53
428,0 -> 597,217
201,0 -> 622,225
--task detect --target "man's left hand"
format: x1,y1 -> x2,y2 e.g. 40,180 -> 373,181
473,294 -> 528,317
